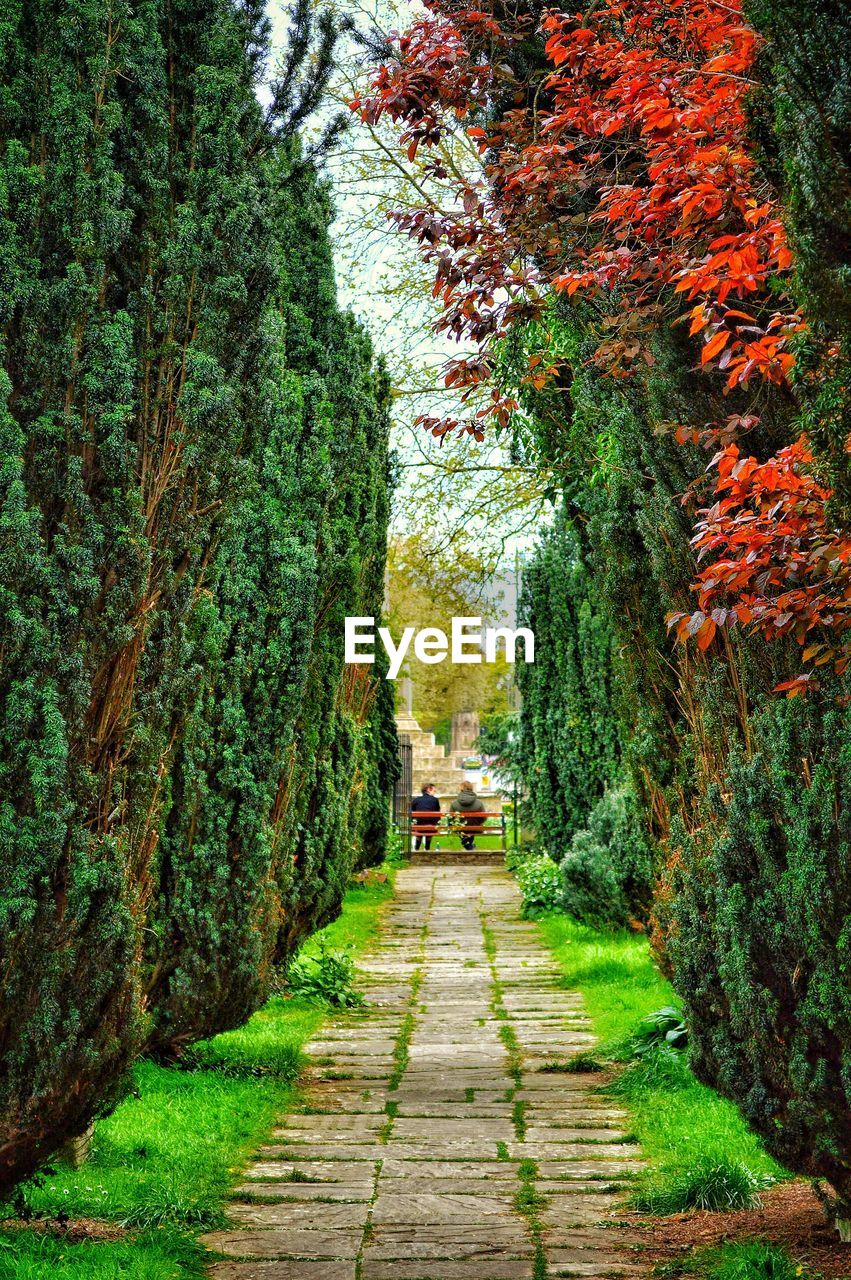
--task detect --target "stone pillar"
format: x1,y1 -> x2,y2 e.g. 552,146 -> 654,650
451,710 -> 480,756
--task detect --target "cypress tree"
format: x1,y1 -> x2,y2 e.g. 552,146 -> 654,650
0,0 -> 398,1187
516,501 -> 655,925
0,0 -> 155,1195
517,508 -> 622,848
146,150 -> 397,1053
669,695 -> 851,1217
665,3 -> 851,1221
270,161 -> 397,959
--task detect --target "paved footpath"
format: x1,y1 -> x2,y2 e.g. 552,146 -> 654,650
205,863 -> 645,1280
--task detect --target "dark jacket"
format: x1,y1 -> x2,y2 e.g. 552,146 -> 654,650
450,790 -> 485,829
412,791 -> 441,828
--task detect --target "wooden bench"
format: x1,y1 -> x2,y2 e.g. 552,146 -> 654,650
407,809 -> 507,857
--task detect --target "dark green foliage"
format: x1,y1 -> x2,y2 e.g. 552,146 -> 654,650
145,150 -> 395,1056
0,0 -> 395,1187
559,783 -> 655,929
515,300 -> 851,1205
0,0 -> 300,1181
517,506 -> 622,848
143,347 -> 317,1055
359,668 -> 402,869
267,162 -> 397,960
515,488 -> 657,926
0,0 -> 163,1195
669,695 -> 851,1209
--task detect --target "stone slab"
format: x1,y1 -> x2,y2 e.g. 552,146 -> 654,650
203,1229 -> 363,1259
211,1263 -> 356,1280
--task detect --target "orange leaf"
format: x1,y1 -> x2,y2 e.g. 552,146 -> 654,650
701,331 -> 730,364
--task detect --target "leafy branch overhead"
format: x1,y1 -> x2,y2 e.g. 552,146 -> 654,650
355,0 -> 851,683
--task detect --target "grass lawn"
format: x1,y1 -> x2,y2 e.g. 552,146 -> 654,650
0,865 -> 397,1279
535,913 -> 784,1197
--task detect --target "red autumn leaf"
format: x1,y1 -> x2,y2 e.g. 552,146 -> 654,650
701,331 -> 730,364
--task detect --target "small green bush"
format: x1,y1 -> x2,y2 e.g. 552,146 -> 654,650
515,855 -> 563,917
505,843 -> 538,873
632,1156 -> 771,1214
559,783 -> 655,928
287,942 -> 364,1008
626,1005 -> 688,1057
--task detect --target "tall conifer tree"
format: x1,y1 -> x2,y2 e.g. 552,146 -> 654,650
146,149 -> 397,1053
0,0 -> 396,1186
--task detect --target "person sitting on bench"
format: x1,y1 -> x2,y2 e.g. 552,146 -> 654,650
450,781 -> 486,850
412,783 -> 441,850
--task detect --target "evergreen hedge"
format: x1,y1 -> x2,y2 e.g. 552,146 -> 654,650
669,696 -> 851,1211
146,153 -> 397,1056
0,0 -> 395,1189
516,501 -> 656,926
517,508 -> 621,848
665,1 -> 851,1216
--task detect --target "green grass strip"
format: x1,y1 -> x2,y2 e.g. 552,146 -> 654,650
534,913 -> 784,1199
0,867 -> 398,1279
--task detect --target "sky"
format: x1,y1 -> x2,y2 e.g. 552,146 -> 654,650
265,0 -> 546,613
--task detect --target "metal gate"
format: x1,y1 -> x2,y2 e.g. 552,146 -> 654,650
393,733 -> 413,854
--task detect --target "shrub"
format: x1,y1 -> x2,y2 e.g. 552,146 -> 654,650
515,855 -> 563,917
559,783 -> 655,928
0,0 -> 281,1195
0,0 -> 395,1193
517,512 -> 622,848
145,157 -> 395,1056
669,695 -> 851,1215
287,943 -> 364,1009
628,1006 -> 688,1057
505,843 -> 537,873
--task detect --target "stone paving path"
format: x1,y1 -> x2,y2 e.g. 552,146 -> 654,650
205,863 -> 644,1280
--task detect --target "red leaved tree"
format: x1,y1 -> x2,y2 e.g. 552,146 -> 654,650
356,0 -> 851,683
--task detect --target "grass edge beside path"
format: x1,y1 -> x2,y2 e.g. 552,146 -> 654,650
530,911 -> 823,1280
533,912 -> 784,1198
0,863 -> 398,1280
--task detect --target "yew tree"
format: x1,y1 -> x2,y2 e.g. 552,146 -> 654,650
0,0 -> 396,1190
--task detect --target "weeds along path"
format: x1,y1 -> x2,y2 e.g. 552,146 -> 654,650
204,864 -> 646,1280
